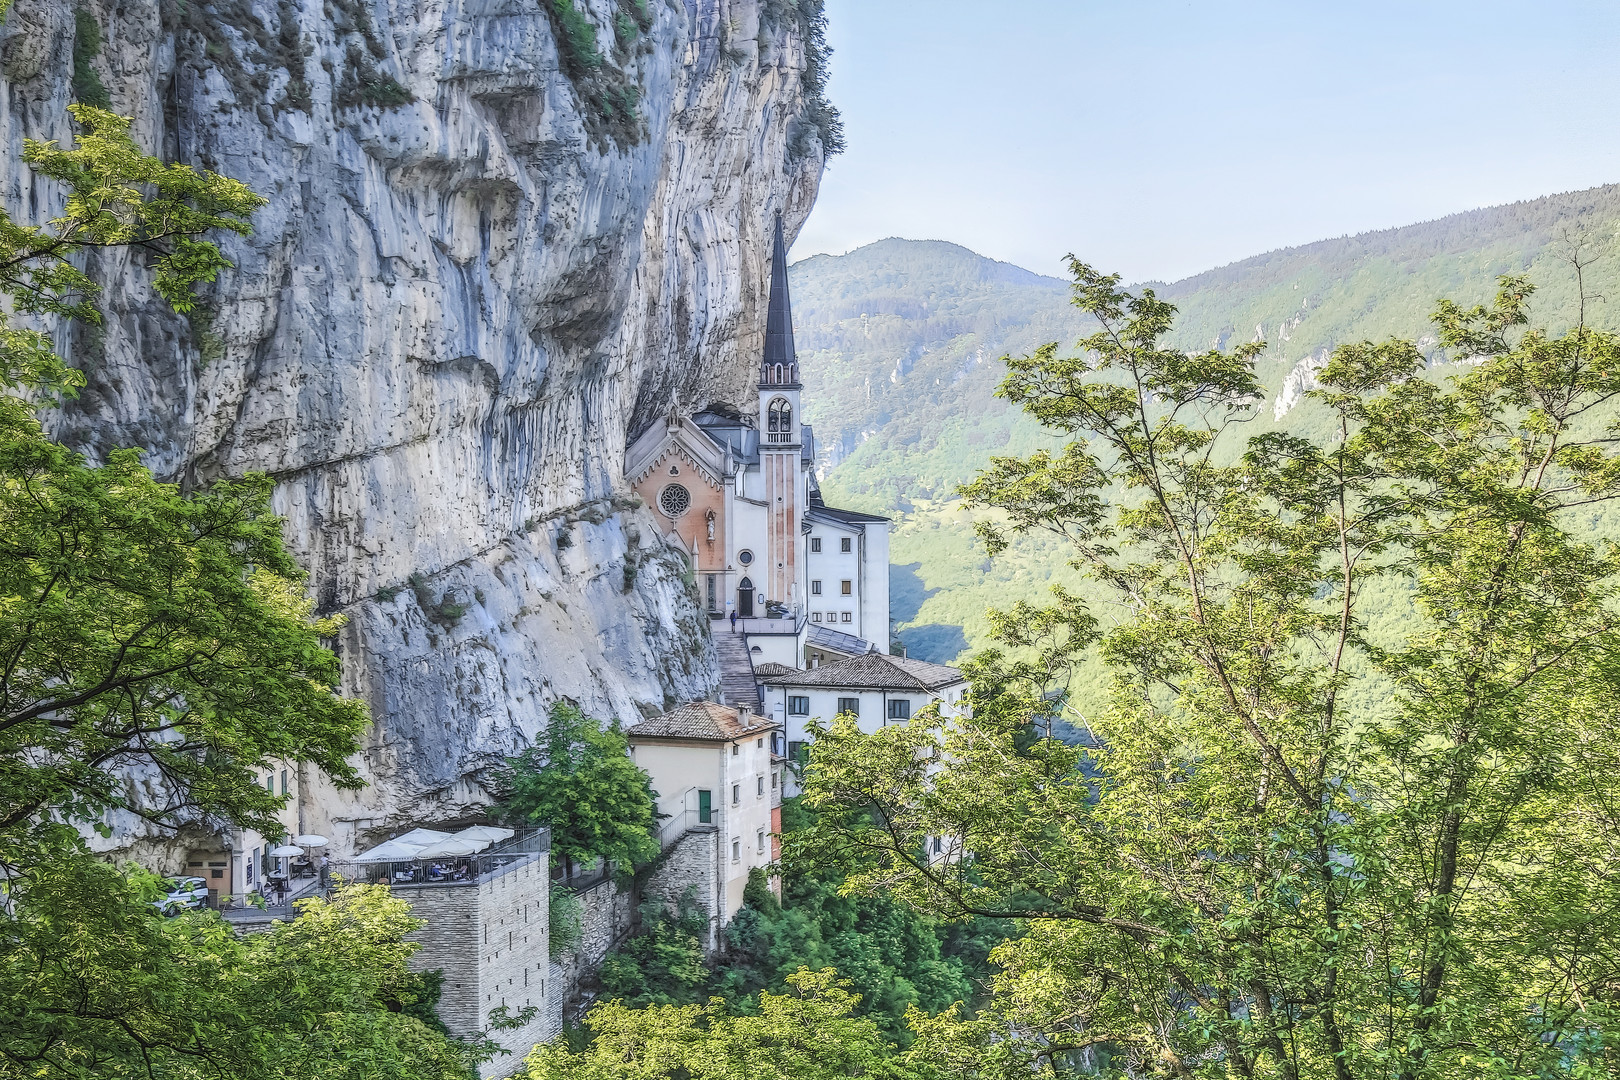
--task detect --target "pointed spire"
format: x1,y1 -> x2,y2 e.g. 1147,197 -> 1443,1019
761,210 -> 800,387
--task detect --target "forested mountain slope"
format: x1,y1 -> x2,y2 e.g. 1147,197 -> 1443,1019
792,184 -> 1620,672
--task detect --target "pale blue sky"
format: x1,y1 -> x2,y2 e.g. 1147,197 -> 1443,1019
792,0 -> 1620,282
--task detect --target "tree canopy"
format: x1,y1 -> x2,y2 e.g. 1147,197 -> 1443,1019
494,701 -> 660,876
793,262 -> 1620,1078
521,968 -> 918,1080
0,105 -> 494,1080
0,868 -> 486,1079
0,106 -> 364,865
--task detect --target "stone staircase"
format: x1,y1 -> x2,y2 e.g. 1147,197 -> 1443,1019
710,618 -> 761,711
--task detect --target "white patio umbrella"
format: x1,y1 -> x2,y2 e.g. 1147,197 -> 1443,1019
292,834 -> 328,847
453,825 -> 514,845
268,845 -> 304,857
353,838 -> 429,863
413,838 -> 484,859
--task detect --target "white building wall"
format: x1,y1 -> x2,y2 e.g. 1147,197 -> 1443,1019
627,730 -> 776,928
720,729 -> 776,923
804,524 -> 863,631
860,522 -> 891,650
769,683 -> 968,746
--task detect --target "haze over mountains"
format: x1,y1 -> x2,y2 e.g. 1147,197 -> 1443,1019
790,183 -> 1620,672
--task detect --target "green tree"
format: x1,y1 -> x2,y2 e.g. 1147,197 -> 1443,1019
0,866 -> 487,1078
0,106 -> 365,864
795,262 -> 1620,1078
521,968 -> 920,1080
495,701 -> 660,877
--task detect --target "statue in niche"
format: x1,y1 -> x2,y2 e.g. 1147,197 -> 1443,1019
705,509 -> 716,544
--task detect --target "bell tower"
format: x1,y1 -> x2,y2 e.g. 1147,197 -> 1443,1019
758,211 -> 803,611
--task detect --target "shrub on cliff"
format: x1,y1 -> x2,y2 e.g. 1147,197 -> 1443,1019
494,701 -> 661,878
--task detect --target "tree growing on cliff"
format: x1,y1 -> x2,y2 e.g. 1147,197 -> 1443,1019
0,106 -> 369,865
494,701 -> 661,878
794,263 -> 1620,1078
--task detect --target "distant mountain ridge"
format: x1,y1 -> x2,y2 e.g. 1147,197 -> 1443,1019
790,182 -> 1620,668
1155,183 -> 1620,295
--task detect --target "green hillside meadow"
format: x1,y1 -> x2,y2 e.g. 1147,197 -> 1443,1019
792,184 -> 1620,719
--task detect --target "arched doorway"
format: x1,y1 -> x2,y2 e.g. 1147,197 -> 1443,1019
737,577 -> 755,617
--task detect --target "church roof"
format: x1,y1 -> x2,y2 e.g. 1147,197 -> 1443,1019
763,212 -> 799,377
762,652 -> 965,693
805,502 -> 890,527
689,414 -> 817,469
627,701 -> 778,742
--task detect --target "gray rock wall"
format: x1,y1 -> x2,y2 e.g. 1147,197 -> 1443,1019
0,0 -> 825,849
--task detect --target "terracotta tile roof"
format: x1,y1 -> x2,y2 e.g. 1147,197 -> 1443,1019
761,652 -> 964,693
627,701 -> 778,742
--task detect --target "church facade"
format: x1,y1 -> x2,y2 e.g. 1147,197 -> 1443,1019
626,215 -> 891,668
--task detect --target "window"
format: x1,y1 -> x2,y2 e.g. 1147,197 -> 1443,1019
732,784 -> 740,804
771,771 -> 777,789
738,550 -> 753,565
812,612 -> 821,622
888,699 -> 911,721
788,740 -> 806,762
758,829 -> 766,853
732,839 -> 741,861
837,696 -> 860,716
757,737 -> 764,748
841,580 -> 852,595
698,789 -> 712,823
757,775 -> 765,796
658,484 -> 691,518
933,836 -> 942,853
788,695 -> 809,715
810,537 -> 822,552
707,574 -> 717,611
840,537 -> 852,553
732,742 -> 739,755
811,579 -> 822,595
281,769 -> 288,795
842,612 -> 852,623
767,398 -> 793,443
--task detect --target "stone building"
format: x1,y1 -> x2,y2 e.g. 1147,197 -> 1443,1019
374,830 -> 553,1080
181,758 -> 302,908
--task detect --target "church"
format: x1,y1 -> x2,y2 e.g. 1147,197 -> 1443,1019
626,215 -> 891,673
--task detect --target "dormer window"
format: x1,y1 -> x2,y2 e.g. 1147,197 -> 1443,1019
766,398 -> 793,444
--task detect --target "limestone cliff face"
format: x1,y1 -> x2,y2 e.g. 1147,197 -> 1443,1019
0,0 -> 824,849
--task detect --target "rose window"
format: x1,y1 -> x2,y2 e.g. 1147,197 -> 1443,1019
659,484 -> 692,518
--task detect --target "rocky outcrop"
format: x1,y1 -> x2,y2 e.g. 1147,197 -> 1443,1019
0,0 -> 826,849
1272,346 -> 1329,420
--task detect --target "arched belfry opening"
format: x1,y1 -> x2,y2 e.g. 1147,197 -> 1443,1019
767,397 -> 793,444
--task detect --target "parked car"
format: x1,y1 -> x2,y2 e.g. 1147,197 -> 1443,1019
153,876 -> 209,915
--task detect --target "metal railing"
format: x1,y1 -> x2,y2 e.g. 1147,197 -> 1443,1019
734,613 -> 806,635
324,829 -> 551,891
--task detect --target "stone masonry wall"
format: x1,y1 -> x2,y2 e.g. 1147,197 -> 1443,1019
474,859 -> 553,1079
642,827 -> 722,953
402,885 -> 483,1035
548,873 -> 636,1028
402,854 -> 553,1079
